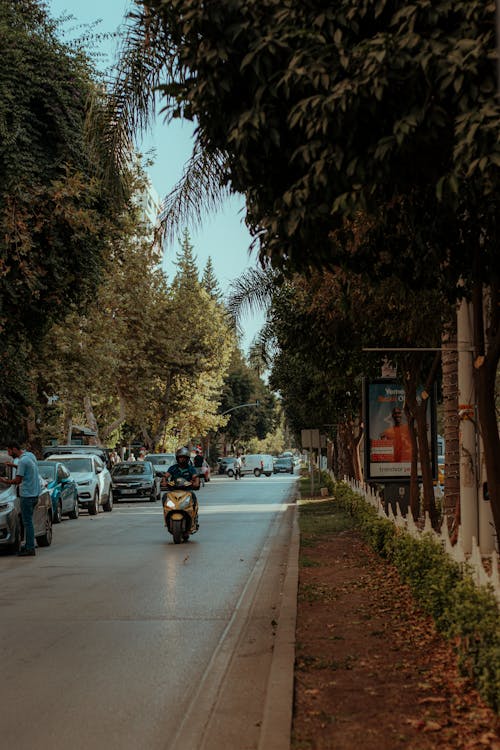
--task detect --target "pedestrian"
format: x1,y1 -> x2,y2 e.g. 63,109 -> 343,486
109,449 -> 119,465
234,454 -> 242,480
3,441 -> 41,556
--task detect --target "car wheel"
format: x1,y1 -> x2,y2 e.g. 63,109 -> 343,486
227,469 -> 234,477
254,469 -> 262,477
36,512 -> 53,547
103,489 -> 113,512
54,500 -> 63,524
68,496 -> 79,519
88,491 -> 99,515
150,491 -> 156,502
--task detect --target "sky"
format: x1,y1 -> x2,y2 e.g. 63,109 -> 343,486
46,0 -> 266,351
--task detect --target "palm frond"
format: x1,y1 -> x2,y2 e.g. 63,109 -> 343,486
156,141 -> 230,245
227,267 -> 278,323
86,6 -> 175,196
248,325 -> 276,372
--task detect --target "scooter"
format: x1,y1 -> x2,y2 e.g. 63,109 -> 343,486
162,477 -> 198,544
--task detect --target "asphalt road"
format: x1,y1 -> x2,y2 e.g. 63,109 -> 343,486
0,472 -> 298,750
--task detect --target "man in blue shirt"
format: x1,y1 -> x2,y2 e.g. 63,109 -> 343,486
4,441 -> 41,556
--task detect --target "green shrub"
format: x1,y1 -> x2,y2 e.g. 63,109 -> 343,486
333,481 -> 500,714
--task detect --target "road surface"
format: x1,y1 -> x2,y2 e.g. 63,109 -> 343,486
0,472 -> 298,749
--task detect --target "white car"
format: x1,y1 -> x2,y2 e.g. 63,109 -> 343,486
47,453 -> 113,515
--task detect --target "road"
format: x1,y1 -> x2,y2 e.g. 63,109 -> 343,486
0,472 -> 298,750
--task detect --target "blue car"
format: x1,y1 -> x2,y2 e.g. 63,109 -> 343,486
37,460 -> 79,524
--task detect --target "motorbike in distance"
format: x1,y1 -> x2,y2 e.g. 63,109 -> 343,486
162,477 -> 199,544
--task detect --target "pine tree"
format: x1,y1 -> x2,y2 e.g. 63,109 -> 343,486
201,257 -> 222,301
173,229 -> 200,292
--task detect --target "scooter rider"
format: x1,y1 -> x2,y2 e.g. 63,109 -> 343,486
161,447 -> 200,514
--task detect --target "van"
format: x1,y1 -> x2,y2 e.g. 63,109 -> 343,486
240,454 -> 274,477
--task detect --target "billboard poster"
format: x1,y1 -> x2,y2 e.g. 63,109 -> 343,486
364,379 -> 436,481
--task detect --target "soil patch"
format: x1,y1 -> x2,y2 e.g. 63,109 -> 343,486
292,500 -> 500,750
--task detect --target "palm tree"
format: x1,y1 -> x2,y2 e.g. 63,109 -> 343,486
92,2 -> 230,243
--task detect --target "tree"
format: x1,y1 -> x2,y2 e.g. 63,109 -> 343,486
201,257 -> 222,301
0,0 -> 130,436
114,0 -> 500,541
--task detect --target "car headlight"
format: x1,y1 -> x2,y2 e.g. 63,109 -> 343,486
0,501 -> 14,512
78,481 -> 91,486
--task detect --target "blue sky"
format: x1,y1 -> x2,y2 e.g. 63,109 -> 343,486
46,0 -> 266,350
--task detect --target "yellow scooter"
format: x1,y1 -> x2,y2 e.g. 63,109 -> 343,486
162,478 -> 198,544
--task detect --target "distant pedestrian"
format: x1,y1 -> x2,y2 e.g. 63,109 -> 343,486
234,454 -> 242,480
4,441 -> 41,556
109,450 -> 120,465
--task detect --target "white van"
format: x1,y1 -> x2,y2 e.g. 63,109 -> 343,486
240,454 -> 274,477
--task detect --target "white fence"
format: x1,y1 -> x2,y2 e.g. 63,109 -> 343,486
343,477 -> 500,606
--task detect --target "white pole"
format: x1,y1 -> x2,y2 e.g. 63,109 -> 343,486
478,435 -> 496,552
457,298 -> 478,553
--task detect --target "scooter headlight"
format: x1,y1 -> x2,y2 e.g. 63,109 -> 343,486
179,497 -> 191,509
165,499 -> 176,509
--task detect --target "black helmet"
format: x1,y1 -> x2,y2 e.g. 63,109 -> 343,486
176,446 -> 190,460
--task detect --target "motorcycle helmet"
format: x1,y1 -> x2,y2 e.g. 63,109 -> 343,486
176,446 -> 191,461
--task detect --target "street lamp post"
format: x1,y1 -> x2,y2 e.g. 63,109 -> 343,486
221,401 -> 260,416
218,401 -> 260,456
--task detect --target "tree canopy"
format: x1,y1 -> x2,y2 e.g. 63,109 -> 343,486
0,0 -> 130,433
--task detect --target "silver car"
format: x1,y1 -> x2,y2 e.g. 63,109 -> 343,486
0,452 -> 53,553
47,453 -> 113,515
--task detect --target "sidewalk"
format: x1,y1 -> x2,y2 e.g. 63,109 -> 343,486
292,497 -> 500,750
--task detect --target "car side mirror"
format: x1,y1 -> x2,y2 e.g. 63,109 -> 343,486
96,466 -> 103,474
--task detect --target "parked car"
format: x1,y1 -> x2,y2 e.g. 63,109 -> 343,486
218,457 -> 237,476
0,452 -> 53,553
240,454 -> 274,477
37,460 -> 79,523
144,453 -> 176,478
111,461 -> 159,502
273,457 -> 294,474
46,453 -> 113,515
43,444 -> 111,469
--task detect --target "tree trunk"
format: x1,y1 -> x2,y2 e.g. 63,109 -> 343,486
83,395 -> 100,445
404,402 -> 419,521
336,422 -> 354,478
404,353 -> 440,527
101,392 -> 127,441
473,281 -> 500,549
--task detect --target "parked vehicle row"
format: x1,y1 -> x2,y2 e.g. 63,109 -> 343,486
217,453 -> 300,477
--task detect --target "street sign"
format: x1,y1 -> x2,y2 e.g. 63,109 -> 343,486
301,429 -> 321,449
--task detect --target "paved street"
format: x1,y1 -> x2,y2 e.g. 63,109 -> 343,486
0,473 -> 297,750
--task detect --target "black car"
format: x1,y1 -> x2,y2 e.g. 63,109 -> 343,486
273,457 -> 294,474
111,461 -> 159,502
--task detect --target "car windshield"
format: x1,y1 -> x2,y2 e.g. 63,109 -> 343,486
38,464 -> 56,481
59,458 -> 92,474
112,464 -> 151,477
147,456 -> 175,466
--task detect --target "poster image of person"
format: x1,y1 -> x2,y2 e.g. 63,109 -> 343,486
367,382 -> 412,478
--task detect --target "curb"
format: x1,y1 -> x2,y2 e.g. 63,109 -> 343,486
258,500 -> 300,750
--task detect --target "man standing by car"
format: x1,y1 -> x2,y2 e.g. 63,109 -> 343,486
3,441 -> 41,556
